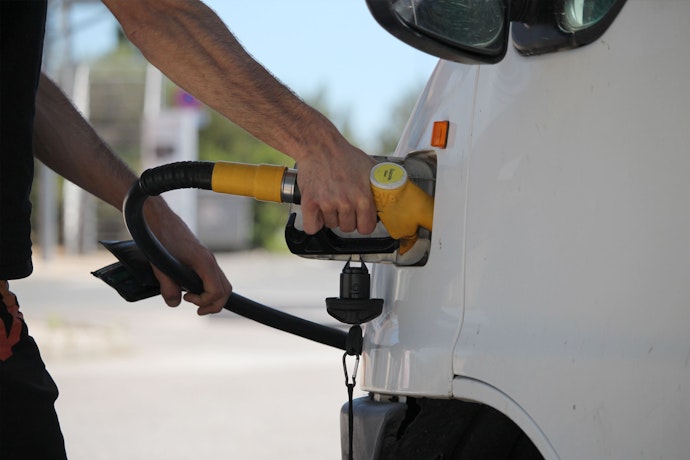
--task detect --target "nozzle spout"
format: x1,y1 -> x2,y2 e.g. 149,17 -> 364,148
369,162 -> 434,253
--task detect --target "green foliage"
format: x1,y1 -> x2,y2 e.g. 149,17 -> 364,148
198,110 -> 291,165
372,83 -> 425,154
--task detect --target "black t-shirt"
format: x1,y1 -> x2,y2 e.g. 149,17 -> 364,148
0,0 -> 47,279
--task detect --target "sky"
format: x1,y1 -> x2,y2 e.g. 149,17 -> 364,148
65,0 -> 439,151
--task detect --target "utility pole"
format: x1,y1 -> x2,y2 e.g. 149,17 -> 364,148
40,0 -> 104,257
141,64 -> 200,234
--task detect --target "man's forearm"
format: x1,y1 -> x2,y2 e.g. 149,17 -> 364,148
98,0 -> 378,235
33,74 -> 231,312
33,73 -> 180,237
101,0 -> 340,164
33,73 -> 136,210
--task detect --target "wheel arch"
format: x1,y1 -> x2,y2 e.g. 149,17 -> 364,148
452,376 -> 559,460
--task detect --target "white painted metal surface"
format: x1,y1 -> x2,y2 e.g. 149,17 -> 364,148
363,61 -> 476,396
363,1 -> 690,458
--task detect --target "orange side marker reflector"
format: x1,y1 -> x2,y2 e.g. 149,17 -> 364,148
431,121 -> 449,148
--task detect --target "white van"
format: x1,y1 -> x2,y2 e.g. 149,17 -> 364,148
112,1 -> 689,457
345,1 -> 690,458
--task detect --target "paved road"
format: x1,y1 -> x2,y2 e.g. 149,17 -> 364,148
12,250 -> 362,459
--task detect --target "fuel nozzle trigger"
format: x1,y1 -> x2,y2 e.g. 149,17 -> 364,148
326,259 -> 384,326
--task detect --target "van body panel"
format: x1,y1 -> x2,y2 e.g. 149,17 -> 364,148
362,1 -> 690,458
363,62 -> 477,396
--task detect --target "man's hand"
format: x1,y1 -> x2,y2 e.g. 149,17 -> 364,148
296,142 -> 378,235
34,74 -> 231,316
145,198 -> 232,315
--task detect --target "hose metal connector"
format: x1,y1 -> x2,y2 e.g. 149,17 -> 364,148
281,168 -> 300,204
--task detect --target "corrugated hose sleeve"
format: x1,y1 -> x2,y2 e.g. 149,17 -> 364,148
138,161 -> 214,196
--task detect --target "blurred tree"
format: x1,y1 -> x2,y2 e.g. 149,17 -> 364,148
372,84 -> 424,155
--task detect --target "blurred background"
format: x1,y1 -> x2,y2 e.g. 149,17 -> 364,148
21,1 -> 439,458
36,0 -> 438,258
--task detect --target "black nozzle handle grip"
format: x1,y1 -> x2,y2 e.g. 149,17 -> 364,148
138,161 -> 214,196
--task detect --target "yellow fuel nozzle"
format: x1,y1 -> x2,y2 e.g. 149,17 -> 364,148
210,160 -> 434,254
370,162 -> 434,254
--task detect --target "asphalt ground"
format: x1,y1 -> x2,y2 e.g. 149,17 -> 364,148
11,250 -> 362,459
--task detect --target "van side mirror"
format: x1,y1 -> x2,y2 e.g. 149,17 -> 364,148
366,0 -> 509,64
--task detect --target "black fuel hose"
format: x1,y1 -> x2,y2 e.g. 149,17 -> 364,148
123,161 -> 347,350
